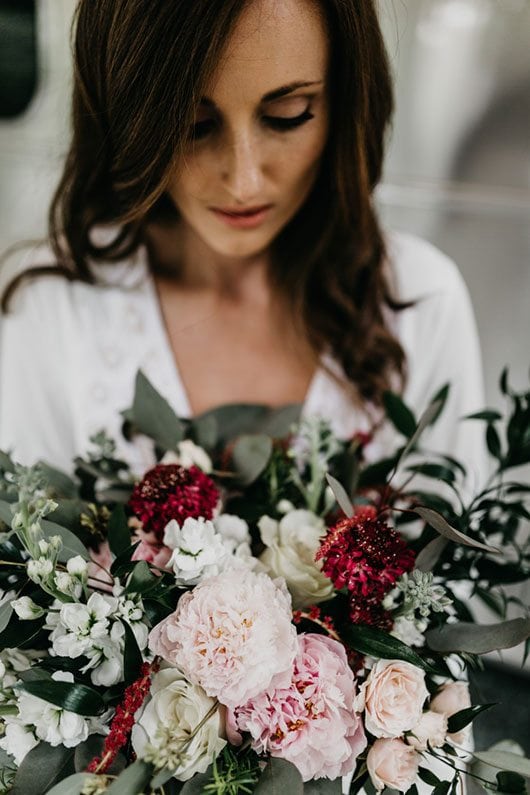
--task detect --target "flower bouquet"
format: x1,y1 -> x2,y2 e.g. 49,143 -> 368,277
0,370 -> 529,795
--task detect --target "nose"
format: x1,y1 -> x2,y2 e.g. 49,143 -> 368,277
220,131 -> 264,204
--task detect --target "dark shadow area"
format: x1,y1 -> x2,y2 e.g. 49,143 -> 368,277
0,0 -> 37,118
470,661 -> 530,754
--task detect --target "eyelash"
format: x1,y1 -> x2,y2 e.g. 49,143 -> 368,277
190,108 -> 314,140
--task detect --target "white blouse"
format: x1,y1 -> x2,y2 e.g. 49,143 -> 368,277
0,230 -> 486,487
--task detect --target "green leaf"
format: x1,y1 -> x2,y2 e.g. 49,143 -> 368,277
177,769 -> 211,793
122,619 -> 143,684
37,463 -> 78,499
406,463 -> 456,484
191,414 -> 218,450
0,449 -> 15,472
383,392 -> 417,438
426,617 -> 530,654
465,410 -> 503,422
74,735 -> 126,775
41,520 -> 89,562
132,370 -> 185,450
418,767 -> 441,786
0,499 -> 13,525
397,398 -> 445,467
413,506 -> 500,554
44,772 -> 97,795
358,456 -> 398,488
473,751 -> 530,779
0,599 -> 13,633
254,758 -> 304,794
486,424 -> 502,460
18,679 -> 106,717
108,504 -> 132,557
303,778 -> 343,793
432,781 -> 451,795
126,560 -> 159,595
10,743 -> 75,795
446,703 -> 495,733
427,384 -> 450,426
415,535 -> 448,572
325,473 -> 353,518
193,404 -> 269,448
342,624 -> 437,673
255,404 -> 302,437
232,434 -> 273,485
496,771 -> 527,793
106,759 -> 154,794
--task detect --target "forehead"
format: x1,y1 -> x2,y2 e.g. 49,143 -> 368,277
207,0 -> 328,102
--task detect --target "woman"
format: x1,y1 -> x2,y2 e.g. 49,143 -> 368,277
0,0 -> 484,485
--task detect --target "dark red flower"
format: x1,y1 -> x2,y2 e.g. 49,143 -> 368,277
316,513 -> 415,599
128,464 -> 219,543
349,597 -> 393,631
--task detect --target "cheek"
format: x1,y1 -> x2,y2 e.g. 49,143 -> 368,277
168,156 -> 214,205
272,126 -> 328,194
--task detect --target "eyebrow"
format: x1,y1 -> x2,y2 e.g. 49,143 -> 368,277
200,80 -> 323,108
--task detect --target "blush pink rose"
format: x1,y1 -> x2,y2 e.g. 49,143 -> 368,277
430,681 -> 471,746
229,634 -> 366,782
407,710 -> 447,751
131,540 -> 172,570
88,541 -> 113,591
356,659 -> 428,738
367,738 -> 420,791
149,570 -> 297,708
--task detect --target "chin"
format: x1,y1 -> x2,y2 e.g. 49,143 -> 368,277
204,230 -> 275,260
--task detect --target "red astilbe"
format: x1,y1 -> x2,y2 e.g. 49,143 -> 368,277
128,464 -> 219,543
316,511 -> 415,602
87,661 -> 157,774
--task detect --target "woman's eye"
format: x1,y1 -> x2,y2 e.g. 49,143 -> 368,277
263,108 -> 314,131
189,119 -> 217,140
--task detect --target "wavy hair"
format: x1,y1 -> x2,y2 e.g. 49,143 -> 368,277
1,0 -> 408,406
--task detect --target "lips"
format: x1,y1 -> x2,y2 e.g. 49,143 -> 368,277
210,204 -> 273,229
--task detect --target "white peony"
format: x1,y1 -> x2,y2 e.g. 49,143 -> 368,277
132,668 -> 226,781
16,671 -> 91,748
258,510 -> 333,608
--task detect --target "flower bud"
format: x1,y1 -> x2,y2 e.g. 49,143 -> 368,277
12,596 -> 45,620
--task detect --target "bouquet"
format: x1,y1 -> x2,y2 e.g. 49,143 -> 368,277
0,369 -> 529,795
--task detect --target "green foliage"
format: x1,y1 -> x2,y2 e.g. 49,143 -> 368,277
17,678 -> 106,716
254,758 -> 304,794
341,623 -> 441,673
9,743 -> 75,795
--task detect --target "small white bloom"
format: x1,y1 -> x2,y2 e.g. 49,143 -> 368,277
27,558 -> 53,584
391,617 -> 426,647
11,596 -> 45,621
55,572 -> 83,599
67,556 -> 89,580
161,440 -> 212,473
49,592 -> 117,658
258,510 -> 333,609
164,518 -> 229,585
16,671 -> 90,748
0,721 -> 38,764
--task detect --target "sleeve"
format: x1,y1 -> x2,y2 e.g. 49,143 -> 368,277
0,274 -> 78,471
392,236 -> 488,495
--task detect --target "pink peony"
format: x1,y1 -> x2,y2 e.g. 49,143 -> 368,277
229,634 -> 367,782
149,570 -> 297,708
367,738 -> 420,791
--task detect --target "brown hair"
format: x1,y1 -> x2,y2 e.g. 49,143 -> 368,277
1,0 -> 407,406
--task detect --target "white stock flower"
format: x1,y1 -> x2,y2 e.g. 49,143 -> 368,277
27,558 -> 53,585
391,616 -> 426,647
11,596 -> 45,621
132,668 -> 226,781
116,595 -> 149,650
0,721 -> 38,764
161,440 -> 212,473
54,572 -> 83,599
164,518 -> 229,585
258,510 -> 333,609
16,671 -> 90,748
67,556 -> 89,580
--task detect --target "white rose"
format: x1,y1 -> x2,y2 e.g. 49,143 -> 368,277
407,710 -> 447,751
367,738 -> 420,792
430,681 -> 472,747
161,441 -> 212,473
356,659 -> 428,738
258,510 -> 333,609
16,672 -> 90,748
11,596 -> 45,620
0,721 -> 38,765
132,668 -> 226,781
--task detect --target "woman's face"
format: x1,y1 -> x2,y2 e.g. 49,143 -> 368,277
167,0 -> 329,261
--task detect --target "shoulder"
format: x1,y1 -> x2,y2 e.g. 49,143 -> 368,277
384,229 -> 467,303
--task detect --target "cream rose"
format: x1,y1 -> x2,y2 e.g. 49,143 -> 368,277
367,738 -> 420,791
258,510 -> 333,609
131,668 -> 226,781
431,681 -> 471,746
407,710 -> 447,751
356,659 -> 428,738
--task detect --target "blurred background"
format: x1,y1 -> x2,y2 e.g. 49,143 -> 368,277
0,0 -> 529,751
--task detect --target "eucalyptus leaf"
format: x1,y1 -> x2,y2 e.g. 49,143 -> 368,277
18,679 -> 106,716
0,499 -> 13,525
325,473 -> 353,518
132,370 -> 185,450
172,769 -> 211,792
44,772 -> 96,795
413,506 -> 500,554
37,463 -> 78,499
0,449 -> 15,472
415,535 -> 448,572
255,403 -> 301,437
41,520 -> 89,561
303,777 -> 343,793
426,617 -> 530,654
191,413 -> 218,450
106,759 -> 154,794
10,742 -> 75,795
232,434 -> 273,485
194,404 -> 269,447
0,600 -> 13,633
254,757 -> 304,794
108,504 -> 132,557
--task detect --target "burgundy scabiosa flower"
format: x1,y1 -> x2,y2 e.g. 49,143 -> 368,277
128,464 -> 219,543
316,512 -> 415,604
